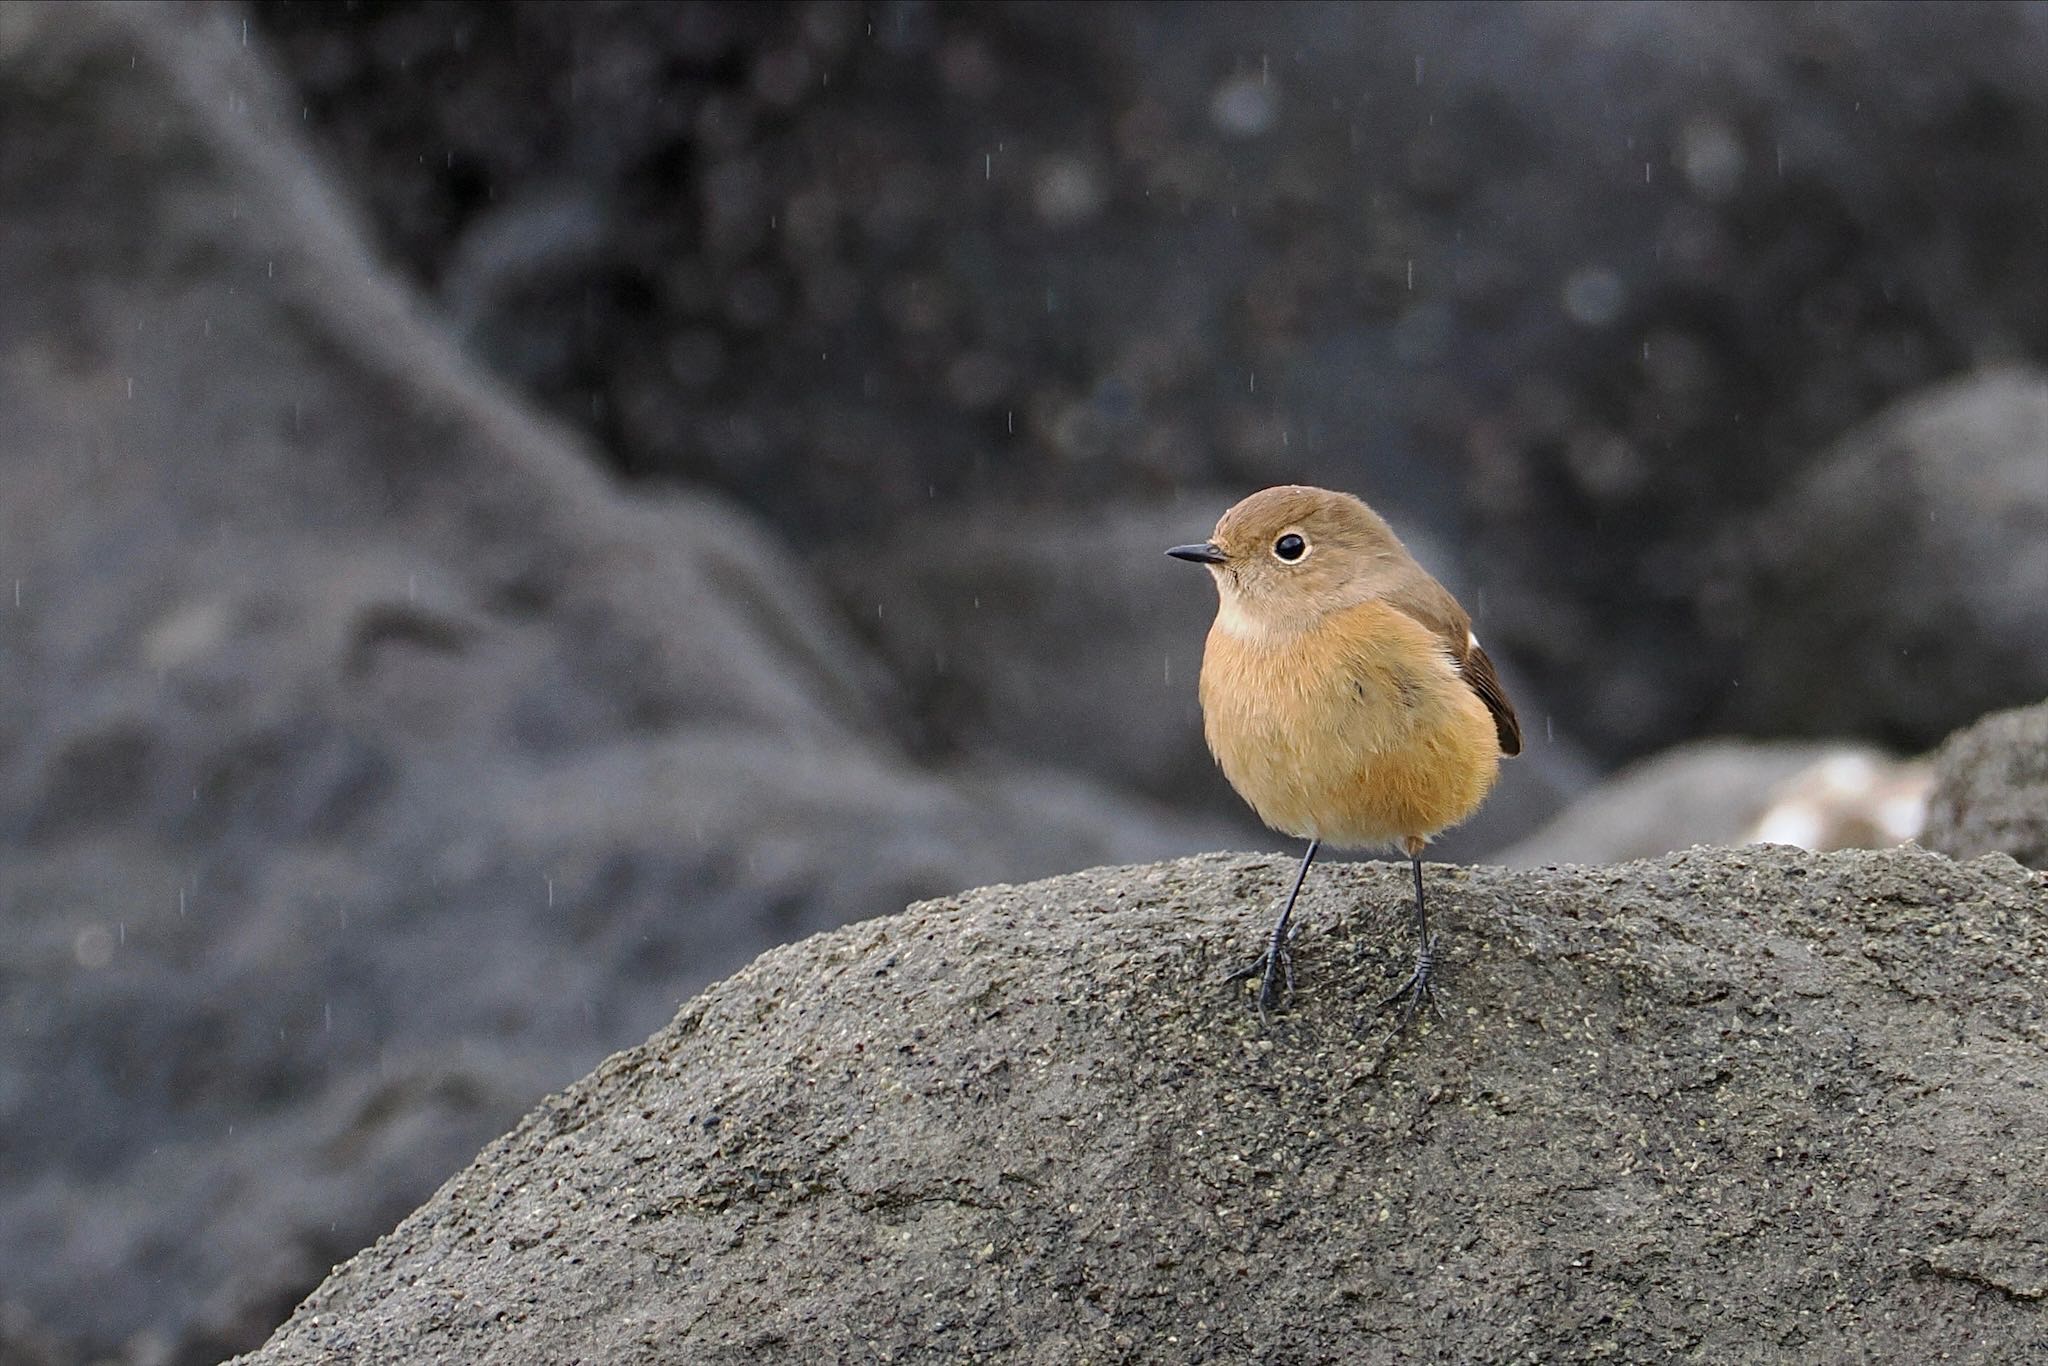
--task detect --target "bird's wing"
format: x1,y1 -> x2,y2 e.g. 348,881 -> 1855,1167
1456,640 -> 1522,757
1383,575 -> 1523,757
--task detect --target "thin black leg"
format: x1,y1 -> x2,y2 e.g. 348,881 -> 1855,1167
1379,850 -> 1443,1023
1224,838 -> 1319,1016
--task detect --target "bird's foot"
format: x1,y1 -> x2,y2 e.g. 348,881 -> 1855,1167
1223,940 -> 1294,1018
1377,935 -> 1445,1026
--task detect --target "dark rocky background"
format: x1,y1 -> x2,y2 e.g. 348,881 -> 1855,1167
3,2 -> 2047,1362
254,0 -> 2048,762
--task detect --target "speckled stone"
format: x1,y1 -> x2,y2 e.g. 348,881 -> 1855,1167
243,844 -> 2048,1364
1923,699 -> 2048,870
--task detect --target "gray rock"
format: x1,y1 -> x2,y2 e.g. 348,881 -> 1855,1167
241,844 -> 2048,1364
1500,739 -> 1930,867
1923,699 -> 2048,869
1499,740 -> 1837,867
0,5 -> 1226,1361
1728,369 -> 2048,745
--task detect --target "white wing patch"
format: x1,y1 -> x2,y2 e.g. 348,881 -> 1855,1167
1447,630 -> 1480,677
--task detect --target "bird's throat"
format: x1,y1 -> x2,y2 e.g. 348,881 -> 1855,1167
1214,592 -> 1296,644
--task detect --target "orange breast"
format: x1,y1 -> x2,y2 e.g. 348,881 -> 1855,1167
1197,600 -> 1500,848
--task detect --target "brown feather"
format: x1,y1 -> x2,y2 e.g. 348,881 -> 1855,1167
1457,641 -> 1522,756
1381,572 -> 1522,758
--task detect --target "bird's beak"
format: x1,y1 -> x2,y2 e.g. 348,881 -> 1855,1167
1166,542 -> 1228,565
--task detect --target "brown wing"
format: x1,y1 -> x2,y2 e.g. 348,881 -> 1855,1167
1383,572 -> 1523,757
1457,639 -> 1522,756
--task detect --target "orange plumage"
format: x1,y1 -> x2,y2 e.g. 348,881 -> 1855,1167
1200,598 -> 1501,849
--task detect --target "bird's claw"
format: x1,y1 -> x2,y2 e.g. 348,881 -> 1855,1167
1223,943 -> 1294,1017
1377,934 -> 1445,1026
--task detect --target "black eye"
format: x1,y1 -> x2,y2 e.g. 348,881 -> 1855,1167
1273,533 -> 1306,562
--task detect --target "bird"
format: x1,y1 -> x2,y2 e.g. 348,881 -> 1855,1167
1167,484 -> 1521,1023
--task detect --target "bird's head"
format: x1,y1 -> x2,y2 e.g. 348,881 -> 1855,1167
1167,485 -> 1408,636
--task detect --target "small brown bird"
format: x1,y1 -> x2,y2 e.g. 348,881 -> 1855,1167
1168,485 -> 1520,1021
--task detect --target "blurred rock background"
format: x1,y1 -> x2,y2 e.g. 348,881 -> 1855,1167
2,1 -> 2046,1362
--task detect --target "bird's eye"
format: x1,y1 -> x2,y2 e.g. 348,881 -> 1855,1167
1273,533 -> 1307,562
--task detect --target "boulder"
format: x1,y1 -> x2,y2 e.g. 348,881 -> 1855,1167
1922,699 -> 2048,870
243,845 -> 2048,1363
1727,370 -> 2048,747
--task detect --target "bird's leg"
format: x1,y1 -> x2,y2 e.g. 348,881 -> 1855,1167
1224,838 -> 1319,1016
1379,844 -> 1445,1024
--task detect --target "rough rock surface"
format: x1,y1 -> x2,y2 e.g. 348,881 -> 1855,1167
244,845 -> 2048,1364
1923,699 -> 2048,870
0,5 -> 1225,1360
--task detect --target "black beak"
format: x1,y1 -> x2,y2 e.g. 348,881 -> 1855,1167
1166,542 -> 1228,565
